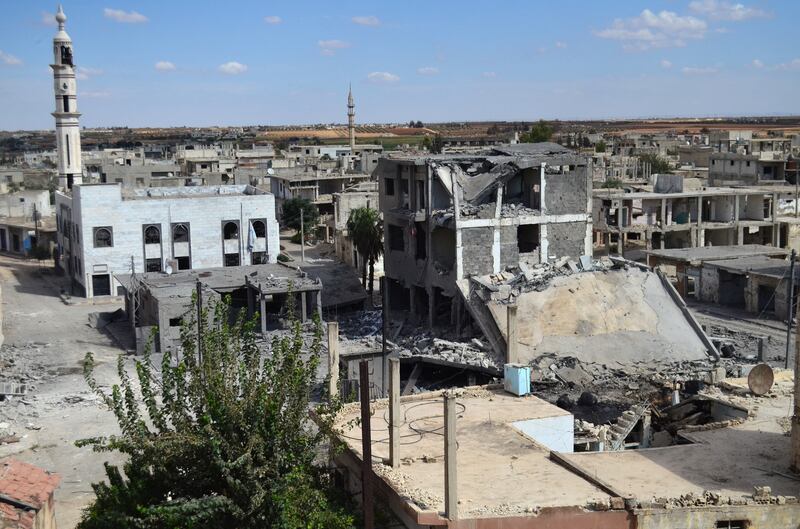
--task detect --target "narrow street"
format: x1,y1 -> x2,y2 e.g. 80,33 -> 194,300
0,255 -> 126,528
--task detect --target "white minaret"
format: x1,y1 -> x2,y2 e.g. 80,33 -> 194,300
347,85 -> 355,151
51,5 -> 82,190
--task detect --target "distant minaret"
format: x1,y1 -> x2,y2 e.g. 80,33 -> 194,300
51,5 -> 82,190
347,85 -> 355,151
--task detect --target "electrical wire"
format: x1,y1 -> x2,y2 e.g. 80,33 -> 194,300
338,398 -> 466,461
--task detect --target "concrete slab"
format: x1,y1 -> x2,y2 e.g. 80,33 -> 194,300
487,267 -> 709,367
333,388 -> 611,518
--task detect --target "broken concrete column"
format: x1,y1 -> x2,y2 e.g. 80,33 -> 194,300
259,296 -> 267,335
389,357 -> 400,469
327,322 -> 339,400
444,393 -> 458,521
506,304 -> 519,364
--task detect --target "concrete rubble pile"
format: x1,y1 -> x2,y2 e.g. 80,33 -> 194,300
394,335 -> 503,370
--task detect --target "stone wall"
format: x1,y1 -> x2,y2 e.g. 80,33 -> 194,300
499,225 -> 519,269
544,167 -> 590,216
547,222 -> 587,259
461,227 -> 494,277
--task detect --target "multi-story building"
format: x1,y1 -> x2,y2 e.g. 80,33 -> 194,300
708,130 -> 791,186
55,184 -> 280,297
378,143 -> 592,327
593,182 -> 800,254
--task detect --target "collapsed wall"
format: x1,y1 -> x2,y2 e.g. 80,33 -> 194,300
485,266 -> 709,367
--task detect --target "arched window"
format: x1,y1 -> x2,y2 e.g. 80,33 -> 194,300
173,223 -> 189,243
252,220 -> 266,238
223,222 -> 239,240
93,227 -> 113,248
144,225 -> 161,244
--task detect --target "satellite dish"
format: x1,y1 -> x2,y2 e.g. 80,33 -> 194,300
748,364 -> 774,396
165,263 -> 173,275
267,168 -> 275,176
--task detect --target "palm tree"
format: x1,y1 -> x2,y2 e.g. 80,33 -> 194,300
346,207 -> 383,298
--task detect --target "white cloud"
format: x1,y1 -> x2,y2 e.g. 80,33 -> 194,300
352,15 -> 380,27
318,39 -> 350,56
103,8 -> 148,23
367,71 -> 399,84
682,66 -> 718,75
218,61 -> 248,75
155,61 -> 176,72
689,0 -> 769,21
417,66 -> 439,76
264,15 -> 282,25
41,11 -> 57,27
774,59 -> 800,71
555,41 -> 567,49
482,71 -> 496,78
80,91 -> 111,98
660,59 -> 673,69
0,50 -> 22,66
752,59 -> 764,69
594,9 -> 707,50
76,66 -> 103,80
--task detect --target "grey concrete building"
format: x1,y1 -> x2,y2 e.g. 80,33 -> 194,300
594,185 -> 800,255
378,143 -> 592,327
115,263 -> 322,353
331,181 -> 381,273
698,255 -> 797,321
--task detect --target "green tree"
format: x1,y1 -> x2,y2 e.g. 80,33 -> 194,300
347,207 -> 383,297
638,153 -> 673,174
282,197 -> 319,232
77,295 -> 354,529
595,140 -> 607,153
519,120 -> 554,143
422,135 -> 443,154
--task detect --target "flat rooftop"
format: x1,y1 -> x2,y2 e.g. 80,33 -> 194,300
703,255 -> 795,280
335,376 -> 800,521
595,185 -> 800,200
120,184 -> 267,200
334,387 -> 611,518
115,263 -> 320,300
646,244 -> 788,264
559,374 -> 798,503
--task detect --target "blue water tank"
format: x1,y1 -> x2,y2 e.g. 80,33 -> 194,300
504,363 -> 531,396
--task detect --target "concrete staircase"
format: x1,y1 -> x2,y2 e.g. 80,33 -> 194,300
608,403 -> 649,451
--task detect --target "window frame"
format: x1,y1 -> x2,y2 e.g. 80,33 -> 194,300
92,226 -> 113,248
143,224 -> 162,245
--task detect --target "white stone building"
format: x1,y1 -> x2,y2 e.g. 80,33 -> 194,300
49,8 -> 280,298
55,184 -> 280,297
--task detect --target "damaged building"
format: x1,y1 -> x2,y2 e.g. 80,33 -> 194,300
593,182 -> 800,255
115,263 -> 323,353
378,143 -> 592,329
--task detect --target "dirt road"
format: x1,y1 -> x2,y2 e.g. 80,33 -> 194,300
0,255 -> 126,528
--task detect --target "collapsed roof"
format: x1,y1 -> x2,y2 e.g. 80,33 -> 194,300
394,143 -> 588,206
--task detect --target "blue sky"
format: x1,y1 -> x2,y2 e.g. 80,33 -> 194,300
0,0 -> 797,130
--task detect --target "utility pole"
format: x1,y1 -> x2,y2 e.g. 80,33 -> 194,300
787,249 -> 797,369
33,203 -> 40,250
196,279 -> 203,367
358,360 -> 374,529
792,287 -> 800,472
300,209 -> 305,262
